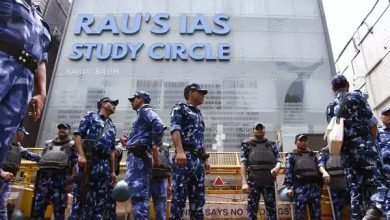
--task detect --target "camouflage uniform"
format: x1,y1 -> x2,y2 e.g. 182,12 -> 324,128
284,150 -> 322,220
73,111 -> 117,219
126,104 -> 164,219
378,126 -> 390,179
378,125 -> 390,219
170,103 -> 206,220
0,143 -> 41,219
327,86 -> 387,220
68,165 -> 79,220
30,137 -> 77,220
150,178 -> 168,220
150,142 -> 171,220
0,0 -> 50,168
318,147 -> 350,220
240,139 -> 281,220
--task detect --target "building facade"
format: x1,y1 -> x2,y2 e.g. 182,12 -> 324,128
37,0 -> 335,152
335,0 -> 390,119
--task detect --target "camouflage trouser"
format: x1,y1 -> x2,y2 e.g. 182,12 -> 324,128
106,185 -> 117,220
342,136 -> 388,220
329,188 -> 350,220
150,178 -> 167,220
30,171 -> 68,220
0,179 -> 10,219
385,190 -> 390,220
170,152 -> 205,220
68,183 -> 78,220
247,177 -> 276,220
0,52 -> 33,168
73,159 -> 113,219
125,153 -> 151,220
293,183 -> 321,220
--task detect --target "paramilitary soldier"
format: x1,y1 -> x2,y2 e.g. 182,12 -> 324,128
31,123 -> 77,219
73,97 -> 118,219
240,122 -> 281,220
170,83 -> 210,220
318,146 -> 350,220
378,107 -> 390,219
0,0 -> 51,168
122,91 -> 164,219
327,75 -> 388,220
150,127 -> 172,220
0,126 -> 41,219
285,134 -> 322,220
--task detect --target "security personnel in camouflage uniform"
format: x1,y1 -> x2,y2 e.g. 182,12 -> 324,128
378,107 -> 390,177
240,122 -> 281,220
169,83 -> 210,220
73,97 -> 118,219
378,107 -> 390,219
318,146 -> 350,220
121,91 -> 164,219
30,123 -> 77,219
285,134 -> 322,220
327,75 -> 387,220
0,126 -> 40,219
0,0 -> 51,168
150,129 -> 172,220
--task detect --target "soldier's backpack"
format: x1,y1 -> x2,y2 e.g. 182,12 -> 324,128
293,150 -> 321,183
247,138 -> 277,187
152,143 -> 172,179
2,144 -> 22,175
326,154 -> 347,191
38,139 -> 74,170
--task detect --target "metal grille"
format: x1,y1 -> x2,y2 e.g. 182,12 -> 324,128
208,153 -> 239,166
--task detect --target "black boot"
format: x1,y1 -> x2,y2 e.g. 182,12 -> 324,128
363,207 -> 382,220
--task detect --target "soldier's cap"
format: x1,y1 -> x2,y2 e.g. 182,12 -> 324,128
128,91 -> 151,104
331,74 -> 348,86
295,133 -> 307,141
253,122 -> 265,130
17,126 -> 30,135
381,107 -> 390,115
97,97 -> 119,109
184,83 -> 208,95
57,123 -> 71,130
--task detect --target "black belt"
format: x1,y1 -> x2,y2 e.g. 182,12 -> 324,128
127,144 -> 151,156
0,44 -> 38,73
182,145 -> 209,160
